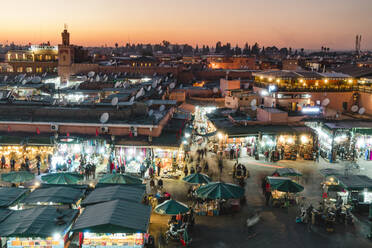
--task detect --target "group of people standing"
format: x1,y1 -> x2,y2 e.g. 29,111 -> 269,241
0,154 -> 32,173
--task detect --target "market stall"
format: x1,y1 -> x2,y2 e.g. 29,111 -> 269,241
0,206 -> 79,248
0,145 -> 54,171
195,182 -> 245,215
114,147 -> 152,174
81,184 -> 146,207
0,187 -> 29,208
322,174 -> 372,212
265,176 -> 304,207
52,139 -> 110,172
72,199 -> 151,248
19,185 -> 86,209
276,134 -> 313,161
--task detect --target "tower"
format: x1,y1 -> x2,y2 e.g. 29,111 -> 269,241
58,25 -> 74,82
61,24 -> 70,46
355,34 -> 362,55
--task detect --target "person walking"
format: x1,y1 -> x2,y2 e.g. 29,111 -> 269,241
204,161 -> 209,173
25,157 -> 30,172
10,158 -> 15,171
36,157 -> 41,175
1,155 -> 5,169
218,158 -> 223,174
156,161 -> 161,177
183,166 -> 189,176
91,164 -> 96,179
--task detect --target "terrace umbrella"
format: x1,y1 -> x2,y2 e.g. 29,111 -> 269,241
1,171 -> 35,183
196,182 -> 244,200
266,176 -> 304,193
99,173 -> 142,185
41,172 -> 84,185
154,199 -> 189,215
183,173 -> 211,184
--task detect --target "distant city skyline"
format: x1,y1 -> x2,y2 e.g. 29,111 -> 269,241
1,0 -> 371,50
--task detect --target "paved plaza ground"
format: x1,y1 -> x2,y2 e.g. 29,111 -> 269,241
149,144 -> 372,248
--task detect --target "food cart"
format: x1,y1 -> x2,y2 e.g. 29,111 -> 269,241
0,206 -> 78,248
72,199 -> 151,248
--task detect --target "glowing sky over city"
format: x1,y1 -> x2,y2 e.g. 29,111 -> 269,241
1,0 -> 371,50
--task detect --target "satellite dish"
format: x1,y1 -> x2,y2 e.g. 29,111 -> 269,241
250,99 -> 257,107
100,113 -> 109,123
22,79 -> 27,85
88,71 -> 95,77
82,75 -> 88,81
251,105 -> 257,111
129,96 -> 135,103
111,97 -> 118,106
359,107 -> 366,115
213,87 -> 219,93
158,90 -> 163,95
95,75 -> 100,82
351,105 -> 359,112
136,90 -> 142,99
148,109 -> 154,117
123,82 -> 129,88
321,98 -> 330,106
165,76 -> 169,81
32,76 -> 42,83
152,81 -> 157,88
147,85 -> 151,91
114,81 -> 121,88
159,105 -> 165,112
169,82 -> 176,89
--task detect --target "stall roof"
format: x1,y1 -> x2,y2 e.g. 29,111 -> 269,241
72,199 -> 151,233
273,168 -> 302,177
81,185 -> 145,207
20,186 -> 86,205
0,206 -> 78,237
0,208 -> 11,222
0,187 -> 29,207
324,121 -> 372,130
336,175 -> 372,191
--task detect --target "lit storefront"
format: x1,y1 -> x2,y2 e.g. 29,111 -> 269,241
276,134 -> 313,160
52,138 -> 111,172
0,145 -> 54,170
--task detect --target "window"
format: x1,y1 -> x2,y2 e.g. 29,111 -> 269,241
26,67 -> 32,73
39,55 -> 43,60
36,67 -> 42,73
45,55 -> 52,61
132,63 -> 135,67
17,67 -> 23,73
7,67 -> 13,72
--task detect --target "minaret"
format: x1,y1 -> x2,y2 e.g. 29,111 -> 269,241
61,24 -> 70,46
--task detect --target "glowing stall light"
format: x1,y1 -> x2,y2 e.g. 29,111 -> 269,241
268,85 -> 277,92
99,147 -> 105,154
217,132 -> 223,140
51,156 -> 64,170
268,77 -> 273,82
279,136 -> 285,143
73,144 -> 81,153
356,138 -> 365,148
53,233 -> 61,240
184,132 -> 191,138
301,135 -> 309,144
335,134 -> 347,143
142,77 -> 152,82
302,107 -> 320,114
287,137 -> 294,144
183,140 -> 188,145
260,89 -> 269,96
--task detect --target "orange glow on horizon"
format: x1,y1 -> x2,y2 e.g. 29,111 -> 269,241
0,0 -> 371,50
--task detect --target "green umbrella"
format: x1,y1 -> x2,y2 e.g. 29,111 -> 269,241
266,176 -> 304,193
183,173 -> 211,184
154,199 -> 189,215
99,173 -> 142,185
1,171 -> 35,183
196,182 -> 245,200
41,172 -> 84,185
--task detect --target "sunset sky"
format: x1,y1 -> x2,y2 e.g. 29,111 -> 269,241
1,0 -> 371,50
